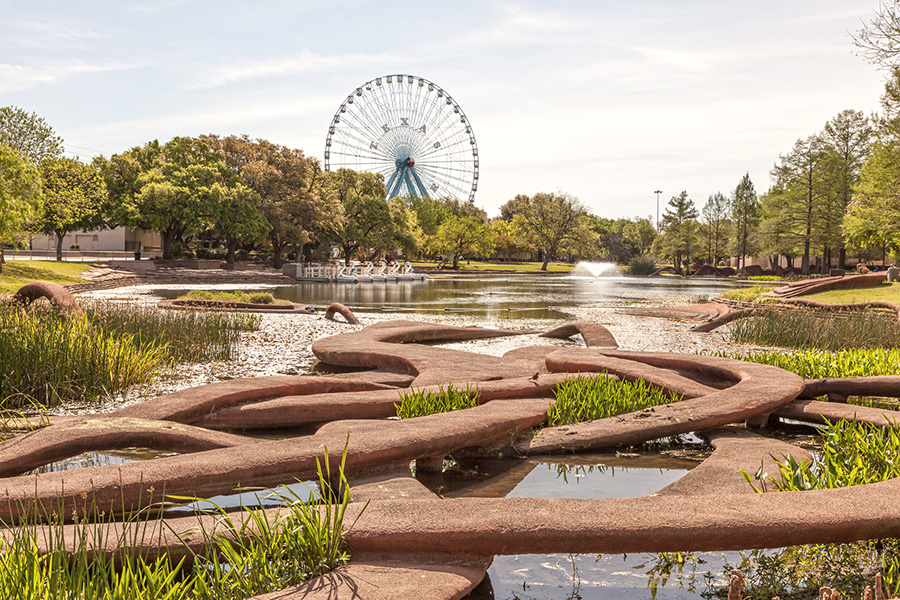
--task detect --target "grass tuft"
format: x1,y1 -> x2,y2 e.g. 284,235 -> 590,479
547,374 -> 682,426
395,384 -> 479,419
717,348 -> 900,378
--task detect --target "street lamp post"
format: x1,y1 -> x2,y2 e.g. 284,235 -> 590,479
654,190 -> 662,230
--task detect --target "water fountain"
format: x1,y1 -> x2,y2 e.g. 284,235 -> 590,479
570,261 -> 622,277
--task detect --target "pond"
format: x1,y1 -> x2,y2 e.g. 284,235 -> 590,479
152,272 -> 749,320
412,449 -> 756,600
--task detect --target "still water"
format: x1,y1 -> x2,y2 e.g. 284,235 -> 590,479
154,273 -> 749,320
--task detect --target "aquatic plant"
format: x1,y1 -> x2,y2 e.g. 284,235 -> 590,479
395,384 -> 480,419
0,301 -> 166,407
0,298 -> 260,407
717,348 -> 900,378
738,419 -> 900,596
729,309 -> 900,350
0,446 -> 356,599
83,299 -> 260,362
547,374 -> 682,426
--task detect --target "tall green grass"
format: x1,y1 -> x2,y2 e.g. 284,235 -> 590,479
547,374 -> 683,426
729,309 -> 900,350
717,348 -> 900,378
0,302 -> 166,407
179,290 -> 283,305
395,384 -> 479,419
86,300 -> 259,362
0,447 -> 356,599
0,299 -> 260,407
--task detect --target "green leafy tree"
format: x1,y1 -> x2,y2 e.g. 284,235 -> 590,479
821,110 -> 872,268
433,214 -> 494,269
506,192 -> 585,270
622,217 -> 658,257
0,106 -> 63,163
206,135 -> 332,268
490,218 -> 531,260
845,138 -> 900,256
320,169 -> 398,263
0,144 -> 43,271
731,173 -> 760,271
660,191 -> 699,274
38,158 -> 108,261
700,192 -> 732,265
105,137 -> 265,260
768,136 -> 829,275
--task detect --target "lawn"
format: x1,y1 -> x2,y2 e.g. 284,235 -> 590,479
804,282 -> 900,304
412,260 -> 574,273
0,260 -> 94,294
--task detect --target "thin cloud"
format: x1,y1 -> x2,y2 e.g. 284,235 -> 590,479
187,49 -> 395,90
0,59 -> 144,94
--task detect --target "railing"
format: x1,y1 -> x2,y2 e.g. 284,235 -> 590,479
4,249 -> 161,261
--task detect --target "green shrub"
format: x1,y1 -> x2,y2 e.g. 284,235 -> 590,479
395,384 -> 479,419
547,374 -> 682,426
246,292 -> 276,304
627,255 -> 658,276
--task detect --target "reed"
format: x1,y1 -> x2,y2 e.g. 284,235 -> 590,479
395,384 -> 479,419
547,374 -> 682,426
0,299 -> 260,407
85,299 -> 260,362
0,446 -> 356,599
0,301 -> 166,407
729,309 -> 900,350
717,348 -> 900,378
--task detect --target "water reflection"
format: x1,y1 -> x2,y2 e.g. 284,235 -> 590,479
153,274 -> 748,320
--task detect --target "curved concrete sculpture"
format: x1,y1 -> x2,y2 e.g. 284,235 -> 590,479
323,302 -> 360,325
11,280 -> 84,317
1,319 -> 896,599
765,272 -> 887,299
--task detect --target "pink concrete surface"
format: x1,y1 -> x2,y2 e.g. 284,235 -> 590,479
766,272 -> 887,298
248,556 -> 492,600
4,318 -> 898,599
619,302 -> 732,323
12,280 -> 84,316
776,399 -> 900,428
323,302 -> 360,324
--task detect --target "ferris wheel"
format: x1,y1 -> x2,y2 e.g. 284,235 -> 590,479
324,74 -> 479,203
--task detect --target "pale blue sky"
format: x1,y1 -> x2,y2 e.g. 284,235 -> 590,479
0,1 -> 887,219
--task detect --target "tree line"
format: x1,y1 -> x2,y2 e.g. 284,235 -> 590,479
0,109 -> 660,272
4,0 -> 900,280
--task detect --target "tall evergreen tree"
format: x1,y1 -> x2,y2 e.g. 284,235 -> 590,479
731,173 -> 760,271
821,110 -> 872,267
768,136 -> 829,276
660,191 -> 699,274
700,192 -> 731,265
